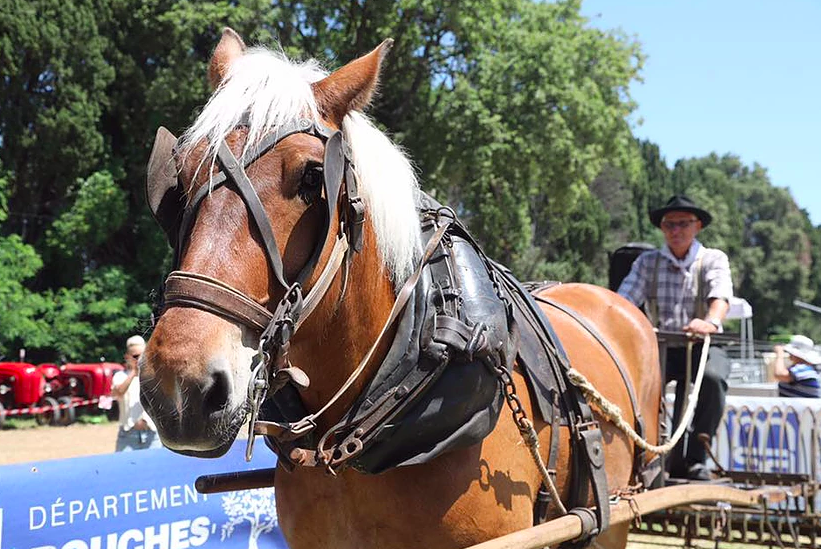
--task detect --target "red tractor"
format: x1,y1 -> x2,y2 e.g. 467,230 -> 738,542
0,362 -> 62,427
52,362 -> 124,424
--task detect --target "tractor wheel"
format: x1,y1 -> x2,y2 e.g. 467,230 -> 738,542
0,401 -> 5,429
57,396 -> 75,426
35,396 -> 61,426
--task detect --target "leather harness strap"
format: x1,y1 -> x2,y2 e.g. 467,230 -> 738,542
533,296 -> 647,484
488,265 -> 611,536
164,271 -> 273,332
175,118 -> 337,289
254,219 -> 453,461
533,388 -> 562,525
216,140 -> 291,289
164,234 -> 351,336
163,116 -> 353,335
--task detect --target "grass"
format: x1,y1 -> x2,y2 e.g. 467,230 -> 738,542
1,417 -> 38,430
77,414 -> 110,424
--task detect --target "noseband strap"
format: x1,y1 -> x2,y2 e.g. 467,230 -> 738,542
164,271 -> 274,332
164,233 -> 350,334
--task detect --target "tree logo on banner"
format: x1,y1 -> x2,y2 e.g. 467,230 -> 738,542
220,488 -> 278,549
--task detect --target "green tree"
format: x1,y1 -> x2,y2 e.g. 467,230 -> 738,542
0,167 -> 51,357
734,173 -> 814,339
22,0 -> 815,360
416,0 -> 644,281
42,268 -> 152,362
0,0 -> 115,246
44,170 -> 128,286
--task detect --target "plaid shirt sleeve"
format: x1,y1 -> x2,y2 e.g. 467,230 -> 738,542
702,249 -> 733,301
617,251 -> 652,307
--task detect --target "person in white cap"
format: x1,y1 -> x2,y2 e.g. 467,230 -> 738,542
110,335 -> 163,450
772,335 -> 821,398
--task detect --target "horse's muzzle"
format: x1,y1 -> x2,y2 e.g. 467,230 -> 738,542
139,361 -> 247,456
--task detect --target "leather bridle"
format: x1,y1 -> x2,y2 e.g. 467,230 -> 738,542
147,116 -> 365,460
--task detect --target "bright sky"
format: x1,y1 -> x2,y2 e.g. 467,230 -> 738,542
581,0 -> 821,225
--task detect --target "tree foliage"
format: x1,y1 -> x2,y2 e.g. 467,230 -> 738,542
417,0 -> 643,281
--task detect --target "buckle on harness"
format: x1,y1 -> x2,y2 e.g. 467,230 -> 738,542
577,423 -> 606,469
575,419 -> 601,432
347,196 -> 365,252
267,284 -> 304,342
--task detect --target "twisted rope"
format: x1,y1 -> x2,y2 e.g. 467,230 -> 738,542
519,418 -> 568,515
566,335 -> 711,454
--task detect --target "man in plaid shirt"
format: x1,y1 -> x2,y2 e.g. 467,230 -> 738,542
618,195 -> 733,481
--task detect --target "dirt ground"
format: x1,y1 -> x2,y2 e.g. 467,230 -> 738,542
0,421 -> 120,465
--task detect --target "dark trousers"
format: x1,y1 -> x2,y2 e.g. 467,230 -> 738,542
666,344 -> 729,470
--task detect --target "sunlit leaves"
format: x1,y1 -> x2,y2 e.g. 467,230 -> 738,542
419,1 -> 643,279
46,171 -> 128,257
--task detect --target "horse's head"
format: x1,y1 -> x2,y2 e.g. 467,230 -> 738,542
141,28 -> 421,456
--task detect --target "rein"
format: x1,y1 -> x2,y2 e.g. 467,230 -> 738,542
155,117 -> 364,461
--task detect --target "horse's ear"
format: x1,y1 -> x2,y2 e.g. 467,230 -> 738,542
312,39 -> 393,126
208,27 -> 246,89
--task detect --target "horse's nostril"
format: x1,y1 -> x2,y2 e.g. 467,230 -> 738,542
203,368 -> 231,416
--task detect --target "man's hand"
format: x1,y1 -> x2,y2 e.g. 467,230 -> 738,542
683,318 -> 719,336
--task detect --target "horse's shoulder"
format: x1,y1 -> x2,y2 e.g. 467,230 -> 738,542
536,282 -> 655,349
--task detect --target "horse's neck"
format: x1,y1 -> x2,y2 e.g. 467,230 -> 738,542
290,231 -> 397,429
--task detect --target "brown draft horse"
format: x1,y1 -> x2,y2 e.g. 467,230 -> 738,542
141,28 -> 660,549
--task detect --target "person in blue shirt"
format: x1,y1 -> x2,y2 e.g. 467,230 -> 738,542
772,335 -> 821,398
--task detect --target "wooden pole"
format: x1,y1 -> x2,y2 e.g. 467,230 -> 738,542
463,484 -> 770,549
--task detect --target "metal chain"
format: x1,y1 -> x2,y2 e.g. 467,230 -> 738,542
469,226 -> 568,517
491,360 -> 568,515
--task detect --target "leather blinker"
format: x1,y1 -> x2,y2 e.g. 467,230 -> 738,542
323,131 -> 345,224
146,126 -> 184,247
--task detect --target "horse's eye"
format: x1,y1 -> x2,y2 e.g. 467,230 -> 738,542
298,163 -> 323,204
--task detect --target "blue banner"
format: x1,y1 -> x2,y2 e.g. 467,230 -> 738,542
724,406 -> 801,472
0,443 -> 288,549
